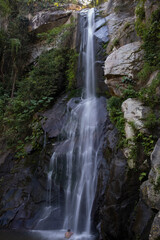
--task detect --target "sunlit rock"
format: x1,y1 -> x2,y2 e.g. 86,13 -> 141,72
104,42 -> 144,96
122,98 -> 150,134
104,41 -> 144,79
29,10 -> 72,33
121,98 -> 150,168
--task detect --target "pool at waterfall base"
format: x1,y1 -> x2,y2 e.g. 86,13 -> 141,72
0,230 -> 96,240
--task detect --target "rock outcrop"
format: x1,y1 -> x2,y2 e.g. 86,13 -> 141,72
149,212 -> 160,240
121,98 -> 150,168
122,98 -> 150,137
27,6 -> 79,65
144,0 -> 160,21
141,139 -> 160,211
139,139 -> 160,240
29,10 -> 72,33
104,42 -> 144,96
96,119 -> 140,240
41,95 -> 68,138
28,4 -> 81,33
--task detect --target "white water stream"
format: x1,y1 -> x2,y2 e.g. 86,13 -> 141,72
37,8 -> 99,239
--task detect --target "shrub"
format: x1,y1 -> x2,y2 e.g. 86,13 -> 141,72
107,96 -> 125,147
1,47 -> 78,149
137,63 -> 156,83
122,85 -> 137,99
135,6 -> 160,68
113,38 -> 119,47
138,72 -> 160,107
66,49 -> 78,91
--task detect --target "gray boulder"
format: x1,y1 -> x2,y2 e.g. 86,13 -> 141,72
104,41 -> 144,79
29,10 -> 72,33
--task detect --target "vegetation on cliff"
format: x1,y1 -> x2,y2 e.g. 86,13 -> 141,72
0,0 -> 78,157
107,2 -> 160,179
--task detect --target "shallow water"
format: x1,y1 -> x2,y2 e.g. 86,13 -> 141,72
0,230 -> 96,240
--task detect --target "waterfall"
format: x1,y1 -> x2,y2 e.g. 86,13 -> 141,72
62,8 -> 97,234
85,8 -> 95,98
36,8 -> 107,239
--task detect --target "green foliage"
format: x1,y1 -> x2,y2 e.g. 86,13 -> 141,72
38,23 -> 75,45
140,134 -> 154,156
121,76 -> 135,85
0,0 -> 10,15
137,63 -> 156,83
144,112 -> 160,131
66,49 -> 78,91
139,172 -> 147,181
102,41 -> 109,49
135,0 -> 146,36
122,85 -> 137,99
107,96 -> 125,147
132,131 -> 155,157
123,22 -> 130,30
135,17 -> 146,37
135,0 -> 145,21
10,38 -> 21,54
138,72 -> 160,107
143,9 -> 160,67
0,47 -> 77,152
113,38 -> 119,47
18,48 -> 67,101
135,6 -> 160,68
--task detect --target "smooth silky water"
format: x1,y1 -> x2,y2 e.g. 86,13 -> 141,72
2,8 -> 103,240
37,8 -> 98,239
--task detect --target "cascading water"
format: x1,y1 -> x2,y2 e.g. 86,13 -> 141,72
36,8 -> 107,239
62,8 -> 97,234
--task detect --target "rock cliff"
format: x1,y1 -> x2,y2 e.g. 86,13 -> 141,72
0,0 -> 160,239
101,0 -> 160,239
